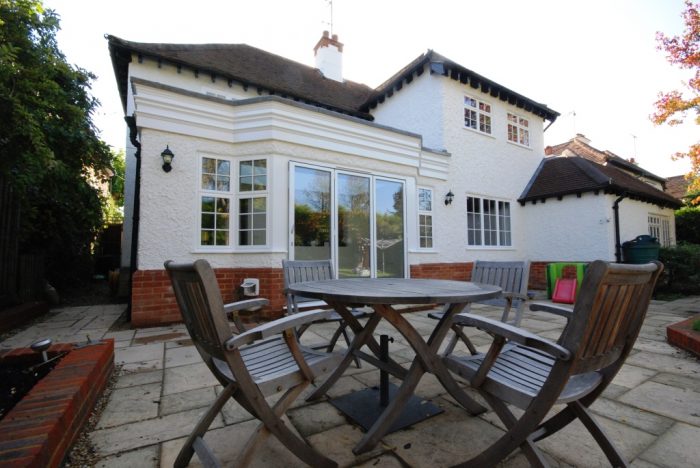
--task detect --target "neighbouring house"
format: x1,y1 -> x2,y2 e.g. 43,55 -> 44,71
108,32 -> 568,326
522,134 -> 681,263
666,174 -> 690,202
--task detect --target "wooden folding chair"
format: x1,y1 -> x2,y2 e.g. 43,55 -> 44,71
443,260 -> 663,467
165,259 -> 341,468
282,259 -> 366,367
429,260 -> 530,355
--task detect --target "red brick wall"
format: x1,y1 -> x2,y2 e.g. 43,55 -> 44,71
133,261 -> 556,327
132,267 -> 286,327
0,340 -> 114,467
410,262 -> 474,281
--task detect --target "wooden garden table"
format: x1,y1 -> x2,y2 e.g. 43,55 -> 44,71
286,277 -> 501,454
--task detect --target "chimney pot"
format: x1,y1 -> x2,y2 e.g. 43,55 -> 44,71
332,34 -> 338,41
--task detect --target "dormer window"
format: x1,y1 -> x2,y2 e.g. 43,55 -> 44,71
507,113 -> 530,147
464,96 -> 491,134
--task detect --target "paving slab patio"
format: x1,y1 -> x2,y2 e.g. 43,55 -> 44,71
1,296 -> 698,467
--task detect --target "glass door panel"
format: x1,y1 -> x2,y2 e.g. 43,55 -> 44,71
375,179 -> 405,278
293,166 -> 331,260
337,173 -> 371,278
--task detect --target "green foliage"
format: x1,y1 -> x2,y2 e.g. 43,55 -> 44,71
658,243 -> 700,294
0,0 -> 113,288
675,206 -> 700,243
693,319 -> 700,332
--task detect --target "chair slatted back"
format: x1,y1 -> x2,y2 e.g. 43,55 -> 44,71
471,260 -> 529,296
283,260 -> 334,286
165,260 -> 231,362
562,261 -> 662,375
282,260 -> 334,313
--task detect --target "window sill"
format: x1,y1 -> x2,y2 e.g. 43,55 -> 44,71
462,126 -> 496,139
465,246 -> 516,251
506,140 -> 532,150
409,248 -> 439,254
192,247 -> 274,254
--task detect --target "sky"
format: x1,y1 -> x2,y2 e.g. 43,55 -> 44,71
44,0 -> 696,178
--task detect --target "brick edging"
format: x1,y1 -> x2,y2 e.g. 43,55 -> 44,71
0,339 -> 115,467
667,315 -> 700,357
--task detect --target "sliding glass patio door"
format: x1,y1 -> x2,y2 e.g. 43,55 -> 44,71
291,163 -> 405,278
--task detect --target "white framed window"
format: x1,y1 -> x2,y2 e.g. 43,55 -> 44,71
648,214 -> 671,247
467,196 -> 512,247
199,156 -> 268,248
464,96 -> 492,134
418,188 -> 433,249
237,159 -> 268,246
507,113 -> 530,147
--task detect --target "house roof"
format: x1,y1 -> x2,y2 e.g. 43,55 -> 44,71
107,36 -> 559,124
361,50 -> 560,122
546,134 -> 666,184
519,156 -> 681,209
665,175 -> 689,200
106,35 -> 376,119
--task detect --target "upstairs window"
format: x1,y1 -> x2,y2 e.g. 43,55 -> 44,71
467,196 -> 512,247
418,188 -> 433,249
507,113 -> 530,147
464,96 -> 492,134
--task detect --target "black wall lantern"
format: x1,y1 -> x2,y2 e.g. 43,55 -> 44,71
161,145 -> 174,172
444,190 -> 454,206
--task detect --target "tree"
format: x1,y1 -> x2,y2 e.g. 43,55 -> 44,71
652,0 -> 700,203
0,0 -> 112,289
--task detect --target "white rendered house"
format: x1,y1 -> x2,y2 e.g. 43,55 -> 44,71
108,33 -> 672,326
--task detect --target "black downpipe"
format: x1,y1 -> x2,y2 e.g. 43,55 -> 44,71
125,116 -> 141,321
613,193 -> 627,263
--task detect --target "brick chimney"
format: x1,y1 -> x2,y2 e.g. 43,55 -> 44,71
314,31 -> 343,82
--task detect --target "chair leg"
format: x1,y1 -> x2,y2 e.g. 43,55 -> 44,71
569,401 -> 629,467
327,324 -> 344,352
240,381 -> 337,468
174,383 -> 235,468
443,324 -> 478,356
453,394 -> 551,468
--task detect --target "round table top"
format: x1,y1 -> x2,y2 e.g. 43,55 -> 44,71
286,277 -> 501,305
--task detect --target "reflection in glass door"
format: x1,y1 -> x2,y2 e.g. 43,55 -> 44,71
375,179 -> 404,277
337,173 -> 371,278
293,166 -> 331,260
291,164 -> 405,277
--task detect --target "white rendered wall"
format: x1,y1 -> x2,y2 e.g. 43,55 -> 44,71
520,193 -> 615,262
371,72 -> 445,150
618,198 -> 677,245
372,72 -> 548,264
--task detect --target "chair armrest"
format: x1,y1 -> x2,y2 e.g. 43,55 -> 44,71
224,298 -> 269,313
225,309 -> 334,350
452,313 -> 571,360
528,301 -> 573,320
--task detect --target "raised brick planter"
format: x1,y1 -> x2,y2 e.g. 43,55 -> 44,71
0,339 -> 114,467
667,315 -> 700,357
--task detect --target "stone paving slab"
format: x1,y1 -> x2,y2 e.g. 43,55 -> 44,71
2,296 -> 699,467
637,422 -> 700,467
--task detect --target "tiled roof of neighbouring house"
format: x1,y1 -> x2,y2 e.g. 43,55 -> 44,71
665,175 -> 689,200
519,156 -> 681,209
107,36 -> 376,119
546,135 -> 666,184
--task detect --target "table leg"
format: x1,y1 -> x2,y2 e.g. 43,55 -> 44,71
307,311 -> 383,401
353,303 -> 486,454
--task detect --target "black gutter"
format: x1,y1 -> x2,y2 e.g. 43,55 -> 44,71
125,116 -> 141,321
613,193 -> 627,263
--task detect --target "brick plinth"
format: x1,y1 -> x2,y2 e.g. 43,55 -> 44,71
410,262 -> 473,281
667,315 -> 700,357
0,339 -> 114,467
132,267 -> 285,327
529,261 -> 548,290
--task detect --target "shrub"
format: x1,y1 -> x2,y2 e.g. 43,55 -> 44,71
658,243 -> 700,294
675,207 -> 700,244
